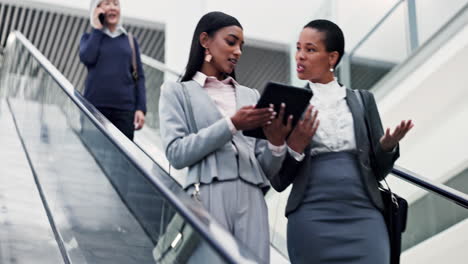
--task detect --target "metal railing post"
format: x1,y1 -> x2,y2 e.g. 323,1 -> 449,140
406,0 -> 420,52
339,54 -> 352,88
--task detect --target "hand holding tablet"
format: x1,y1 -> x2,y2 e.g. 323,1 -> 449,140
243,82 -> 313,139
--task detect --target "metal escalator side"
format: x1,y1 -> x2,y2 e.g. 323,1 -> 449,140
0,97 -> 66,264
0,31 -> 261,264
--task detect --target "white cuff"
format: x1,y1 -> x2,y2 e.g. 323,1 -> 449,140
225,117 -> 238,135
288,146 -> 305,162
268,142 -> 287,157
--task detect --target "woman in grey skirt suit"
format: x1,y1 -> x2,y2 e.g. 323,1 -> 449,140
269,20 -> 414,264
159,12 -> 292,263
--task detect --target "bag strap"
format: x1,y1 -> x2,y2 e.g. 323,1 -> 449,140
127,32 -> 139,82
353,90 -> 394,196
354,89 -> 375,156
180,83 -> 202,201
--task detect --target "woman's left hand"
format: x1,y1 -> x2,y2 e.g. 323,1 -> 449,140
263,103 -> 293,146
134,110 -> 145,130
380,119 -> 414,152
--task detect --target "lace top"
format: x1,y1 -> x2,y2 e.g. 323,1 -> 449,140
308,78 -> 356,156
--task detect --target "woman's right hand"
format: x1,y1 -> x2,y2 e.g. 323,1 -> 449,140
287,105 -> 319,154
93,7 -> 105,29
263,103 -> 293,146
231,105 -> 274,131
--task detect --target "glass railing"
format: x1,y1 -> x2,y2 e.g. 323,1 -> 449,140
340,0 -> 407,91
134,55 -> 187,185
140,54 -> 181,135
0,31 -> 261,264
134,58 -> 168,160
339,0 -> 468,90
415,0 -> 468,44
391,166 -> 468,254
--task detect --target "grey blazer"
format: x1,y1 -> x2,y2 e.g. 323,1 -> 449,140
269,89 -> 399,216
159,80 -> 285,189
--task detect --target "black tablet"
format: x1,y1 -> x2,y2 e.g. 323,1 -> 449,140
243,81 -> 312,139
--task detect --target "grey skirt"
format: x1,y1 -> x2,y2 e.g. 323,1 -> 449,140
287,152 -> 389,264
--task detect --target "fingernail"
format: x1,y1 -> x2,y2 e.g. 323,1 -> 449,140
267,121 -> 272,125
281,102 -> 285,107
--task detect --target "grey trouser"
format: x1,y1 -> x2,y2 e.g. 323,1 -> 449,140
187,179 -> 270,263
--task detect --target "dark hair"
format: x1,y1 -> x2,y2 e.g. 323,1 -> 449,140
181,11 -> 243,82
304,19 -> 345,68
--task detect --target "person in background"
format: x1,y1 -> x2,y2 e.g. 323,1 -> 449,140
80,0 -> 146,140
269,19 -> 414,264
159,11 -> 292,262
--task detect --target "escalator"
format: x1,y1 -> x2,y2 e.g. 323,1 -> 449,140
0,31 -> 261,264
1,19 -> 468,264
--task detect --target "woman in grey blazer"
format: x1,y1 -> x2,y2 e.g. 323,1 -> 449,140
269,20 -> 414,264
159,12 -> 291,263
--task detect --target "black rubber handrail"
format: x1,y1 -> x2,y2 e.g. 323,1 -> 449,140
392,165 -> 468,209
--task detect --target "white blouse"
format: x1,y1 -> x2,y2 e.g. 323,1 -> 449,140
308,78 -> 356,156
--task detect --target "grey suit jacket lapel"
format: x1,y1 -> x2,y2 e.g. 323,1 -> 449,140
346,88 -> 366,149
184,80 -> 224,128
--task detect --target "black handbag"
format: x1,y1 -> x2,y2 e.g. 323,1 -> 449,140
354,90 -> 408,264
380,180 -> 408,264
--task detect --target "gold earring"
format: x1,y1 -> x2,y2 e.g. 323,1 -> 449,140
205,54 -> 212,63
204,49 -> 212,63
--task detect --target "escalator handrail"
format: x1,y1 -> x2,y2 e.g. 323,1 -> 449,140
4,31 -> 259,264
141,54 -> 182,79
392,165 -> 468,209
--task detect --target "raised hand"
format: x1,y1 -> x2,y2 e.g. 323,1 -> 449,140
263,103 -> 293,146
231,105 -> 274,131
287,105 -> 319,154
380,120 -> 414,152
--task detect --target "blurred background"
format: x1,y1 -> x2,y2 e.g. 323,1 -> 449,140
0,0 -> 467,263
